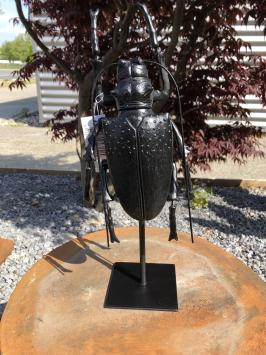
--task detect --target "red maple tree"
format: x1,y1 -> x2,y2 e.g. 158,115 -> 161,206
13,0 -> 266,205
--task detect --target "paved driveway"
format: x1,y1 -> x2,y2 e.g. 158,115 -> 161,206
0,125 -> 80,171
0,84 -> 80,172
0,70 -> 18,80
191,137 -> 266,180
0,84 -> 38,119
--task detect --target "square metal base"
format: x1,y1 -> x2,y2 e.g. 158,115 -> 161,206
104,262 -> 178,311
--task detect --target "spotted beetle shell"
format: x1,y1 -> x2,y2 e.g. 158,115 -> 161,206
103,111 -> 173,221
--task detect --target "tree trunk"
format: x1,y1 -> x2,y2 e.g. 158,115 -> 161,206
77,73 -> 98,208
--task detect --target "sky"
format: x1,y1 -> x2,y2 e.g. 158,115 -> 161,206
0,0 -> 26,45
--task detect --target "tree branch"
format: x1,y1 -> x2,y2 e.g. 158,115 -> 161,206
113,0 -> 127,13
152,0 -> 185,113
15,0 -> 78,81
165,0 -> 185,66
174,2 -> 220,83
103,3 -> 136,65
113,20 -> 121,48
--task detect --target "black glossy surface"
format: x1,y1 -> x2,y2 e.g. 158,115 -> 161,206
103,110 -> 173,220
104,262 -> 178,311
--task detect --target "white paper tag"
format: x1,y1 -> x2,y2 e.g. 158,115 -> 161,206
81,114 -> 105,147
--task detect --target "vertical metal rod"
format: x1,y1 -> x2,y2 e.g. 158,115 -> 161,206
139,220 -> 147,286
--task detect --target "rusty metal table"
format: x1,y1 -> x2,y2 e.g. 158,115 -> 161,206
1,227 -> 266,354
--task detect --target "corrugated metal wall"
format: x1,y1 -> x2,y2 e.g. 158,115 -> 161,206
36,72 -> 78,122
208,21 -> 266,128
32,22 -> 79,123
35,20 -> 266,128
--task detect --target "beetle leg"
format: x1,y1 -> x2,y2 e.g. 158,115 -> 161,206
171,121 -> 192,195
84,118 -> 102,163
85,134 -> 96,162
106,204 -> 120,243
169,201 -> 178,241
168,163 -> 178,241
100,161 -> 120,244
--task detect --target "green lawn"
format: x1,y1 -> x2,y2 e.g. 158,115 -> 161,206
0,63 -> 23,70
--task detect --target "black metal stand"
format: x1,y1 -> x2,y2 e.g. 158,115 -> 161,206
104,222 -> 178,311
139,220 -> 147,286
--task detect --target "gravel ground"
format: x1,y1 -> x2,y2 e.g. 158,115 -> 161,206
0,173 -> 265,317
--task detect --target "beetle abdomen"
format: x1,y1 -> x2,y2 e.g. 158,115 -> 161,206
103,111 -> 173,221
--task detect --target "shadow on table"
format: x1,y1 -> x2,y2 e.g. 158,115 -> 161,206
44,237 -> 112,275
0,302 -> 7,320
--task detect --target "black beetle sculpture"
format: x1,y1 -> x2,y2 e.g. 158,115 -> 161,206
87,4 -> 193,310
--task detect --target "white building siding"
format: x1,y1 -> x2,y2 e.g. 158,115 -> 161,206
208,21 -> 266,128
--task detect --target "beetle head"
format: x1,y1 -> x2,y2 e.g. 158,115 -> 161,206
111,57 -> 154,110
